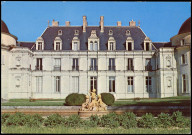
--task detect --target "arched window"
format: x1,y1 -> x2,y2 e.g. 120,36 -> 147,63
90,41 -> 93,51
94,41 -> 98,51
58,30 -> 62,35
126,30 -> 130,36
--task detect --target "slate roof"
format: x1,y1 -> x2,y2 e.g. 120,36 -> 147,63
40,26 -> 155,51
178,17 -> 191,35
152,42 -> 172,49
18,41 -> 35,49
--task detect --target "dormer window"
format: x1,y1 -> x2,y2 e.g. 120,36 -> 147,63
36,37 -> 44,50
126,30 -> 130,36
126,37 -> 134,51
72,36 -> 80,51
54,37 -> 62,50
58,30 -> 62,35
144,37 -> 152,51
108,37 -> 116,51
74,30 -> 79,35
88,30 -> 99,51
109,30 -> 113,35
181,39 -> 185,46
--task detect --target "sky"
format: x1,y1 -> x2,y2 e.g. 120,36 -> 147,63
1,1 -> 191,42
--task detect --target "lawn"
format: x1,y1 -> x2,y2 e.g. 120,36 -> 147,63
1,96 -> 190,106
1,126 -> 190,134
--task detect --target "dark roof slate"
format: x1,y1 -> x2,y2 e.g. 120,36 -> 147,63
153,42 -> 172,49
41,26 -> 152,51
18,42 -> 35,49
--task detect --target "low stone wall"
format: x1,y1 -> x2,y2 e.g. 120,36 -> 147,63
1,106 -> 190,117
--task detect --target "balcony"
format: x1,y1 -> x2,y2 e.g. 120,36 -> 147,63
90,66 -> 98,71
72,66 -> 79,71
108,66 -> 116,71
54,66 -> 61,71
145,65 -> 152,71
127,66 -> 134,71
35,66 -> 43,71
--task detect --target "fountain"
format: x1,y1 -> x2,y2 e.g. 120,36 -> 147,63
78,89 -> 109,117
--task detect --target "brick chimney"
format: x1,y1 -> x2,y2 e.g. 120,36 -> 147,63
117,21 -> 121,27
100,16 -> 104,32
129,19 -> 136,27
52,19 -> 59,26
65,21 -> 70,26
83,16 -> 87,32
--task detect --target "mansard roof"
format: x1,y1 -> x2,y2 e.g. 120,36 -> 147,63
18,41 -> 35,49
153,42 -> 172,49
40,26 -> 155,51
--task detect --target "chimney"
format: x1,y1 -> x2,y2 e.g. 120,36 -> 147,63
117,21 -> 121,27
65,21 -> 70,26
129,19 -> 136,27
52,19 -> 59,26
83,16 -> 87,32
100,16 -> 104,32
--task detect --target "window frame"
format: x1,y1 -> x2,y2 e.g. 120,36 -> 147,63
127,76 -> 134,93
109,76 -> 115,92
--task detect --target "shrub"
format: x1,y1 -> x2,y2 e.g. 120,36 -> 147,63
99,112 -> 120,128
157,113 -> 173,128
1,113 -> 11,125
43,113 -> 65,127
88,115 -> 100,127
5,112 -> 30,126
171,111 -> 190,128
121,112 -> 137,129
25,114 -> 44,127
65,114 -> 81,127
100,93 -> 115,106
65,93 -> 86,106
137,113 -> 158,128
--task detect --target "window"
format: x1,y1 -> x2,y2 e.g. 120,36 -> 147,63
145,58 -> 152,71
181,39 -> 185,46
127,58 -> 134,71
36,58 -> 42,70
146,42 -> 150,51
90,41 -> 93,51
109,77 -> 115,92
94,41 -> 98,51
54,58 -> 61,71
126,30 -> 130,36
109,42 -> 114,50
181,54 -> 187,64
109,30 -> 113,35
75,30 -> 79,35
127,77 -> 134,93
182,74 -> 188,93
36,76 -> 43,93
72,77 -> 79,93
90,77 -> 97,91
72,58 -> 79,71
146,76 -> 152,92
58,30 -> 62,35
88,30 -> 99,51
37,42 -> 42,50
73,42 -> 78,51
109,58 -> 115,71
128,42 -> 132,51
90,58 -> 97,71
55,76 -> 61,93
56,42 -> 61,50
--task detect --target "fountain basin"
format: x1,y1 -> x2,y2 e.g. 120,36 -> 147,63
78,111 -> 109,118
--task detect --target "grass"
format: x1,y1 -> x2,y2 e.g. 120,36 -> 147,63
1,96 -> 191,106
1,126 -> 191,134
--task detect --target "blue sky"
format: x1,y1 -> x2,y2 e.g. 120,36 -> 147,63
1,1 -> 191,42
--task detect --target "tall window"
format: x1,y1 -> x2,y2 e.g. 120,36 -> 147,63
36,58 -> 42,70
109,42 -> 114,50
146,76 -> 152,92
109,58 -> 115,71
90,58 -> 97,71
36,76 -> 43,93
38,42 -> 42,50
181,54 -> 187,64
146,42 -> 150,51
54,58 -> 61,71
90,77 -> 97,91
72,58 -> 79,71
109,77 -> 115,92
127,58 -> 134,71
145,58 -> 152,71
56,42 -> 61,50
182,74 -> 188,93
94,41 -> 98,51
128,42 -> 132,51
73,42 -> 78,51
90,41 -> 93,51
127,77 -> 134,93
55,76 -> 61,93
72,76 -> 79,93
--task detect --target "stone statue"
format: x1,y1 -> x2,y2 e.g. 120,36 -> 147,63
80,89 -> 107,111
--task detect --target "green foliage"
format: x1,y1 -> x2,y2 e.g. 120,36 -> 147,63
121,112 -> 137,129
65,93 -> 86,106
43,113 -> 65,127
137,113 -> 158,128
25,114 -> 44,127
64,114 -> 81,127
88,115 -> 100,127
5,112 -> 30,126
171,111 -> 190,128
1,113 -> 11,125
99,112 -> 120,128
100,93 -> 115,106
157,113 -> 173,128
